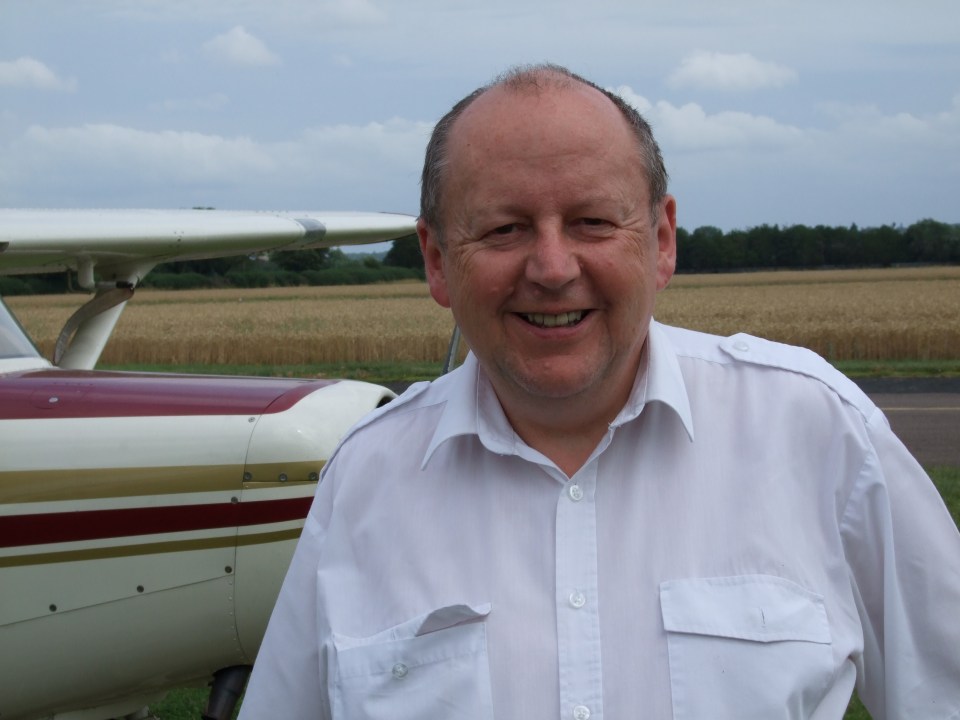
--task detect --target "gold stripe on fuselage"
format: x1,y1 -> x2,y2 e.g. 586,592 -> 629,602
0,461 -> 323,503
0,528 -> 303,568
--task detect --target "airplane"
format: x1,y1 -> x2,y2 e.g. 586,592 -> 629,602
0,208 -> 418,720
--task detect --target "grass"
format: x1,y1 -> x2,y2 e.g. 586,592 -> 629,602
96,358 -> 960,384
151,687 -> 231,719
931,465 -> 960,528
146,467 -> 959,719
97,360 -> 448,383
833,359 -> 960,378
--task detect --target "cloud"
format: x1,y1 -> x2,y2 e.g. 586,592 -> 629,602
292,118 -> 432,176
667,51 -> 797,92
203,26 -> 281,67
325,0 -> 386,23
0,119 -> 428,211
105,0 -> 388,27
19,124 -> 277,185
3,91 -> 957,228
0,57 -> 77,91
612,85 -> 803,151
153,93 -> 231,113
604,87 -> 960,230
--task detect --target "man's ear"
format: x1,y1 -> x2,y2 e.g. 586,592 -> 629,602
655,195 -> 677,291
418,217 -> 451,308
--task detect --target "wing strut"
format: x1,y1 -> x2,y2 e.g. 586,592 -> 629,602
54,285 -> 134,369
442,325 -> 462,375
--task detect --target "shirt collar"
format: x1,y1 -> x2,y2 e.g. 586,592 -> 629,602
421,319 -> 694,468
613,320 -> 694,441
420,353 -> 485,468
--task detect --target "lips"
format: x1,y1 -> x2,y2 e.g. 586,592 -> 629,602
521,310 -> 585,328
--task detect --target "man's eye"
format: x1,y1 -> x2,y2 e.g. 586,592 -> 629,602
581,218 -> 608,227
491,224 -> 518,236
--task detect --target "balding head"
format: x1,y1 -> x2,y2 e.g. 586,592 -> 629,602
419,64 -> 668,235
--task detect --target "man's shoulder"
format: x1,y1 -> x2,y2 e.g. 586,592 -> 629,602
330,365 -> 464,448
658,322 -> 875,417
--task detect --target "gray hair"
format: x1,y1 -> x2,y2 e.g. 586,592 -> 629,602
419,63 -> 669,233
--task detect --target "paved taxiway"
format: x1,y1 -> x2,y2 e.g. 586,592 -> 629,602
861,378 -> 960,468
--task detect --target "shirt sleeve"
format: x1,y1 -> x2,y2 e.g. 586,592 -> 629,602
840,407 -> 960,718
238,487 -> 332,719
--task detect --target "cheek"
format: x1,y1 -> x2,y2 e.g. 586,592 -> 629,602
448,251 -> 516,307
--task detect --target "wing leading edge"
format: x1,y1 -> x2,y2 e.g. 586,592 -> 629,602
0,208 -> 417,278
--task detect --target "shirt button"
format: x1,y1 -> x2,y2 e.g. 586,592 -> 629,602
568,483 -> 583,501
573,705 -> 591,720
569,590 -> 586,609
391,662 -> 408,679
733,340 -> 750,352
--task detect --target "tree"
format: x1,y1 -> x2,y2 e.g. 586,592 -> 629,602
905,219 -> 960,263
860,225 -> 907,267
384,234 -> 424,270
691,225 -> 724,271
271,248 -> 330,273
781,225 -> 825,268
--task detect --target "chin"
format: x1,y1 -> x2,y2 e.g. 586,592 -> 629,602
508,370 -> 599,401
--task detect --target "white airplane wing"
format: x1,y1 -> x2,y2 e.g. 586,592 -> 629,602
0,208 -> 418,369
0,208 -> 417,282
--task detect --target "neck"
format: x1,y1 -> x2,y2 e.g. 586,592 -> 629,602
491,352 -> 645,477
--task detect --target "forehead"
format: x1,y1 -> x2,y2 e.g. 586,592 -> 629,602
445,81 -> 643,178
439,83 -> 648,225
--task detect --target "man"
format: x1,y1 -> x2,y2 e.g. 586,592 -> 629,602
240,65 -> 960,718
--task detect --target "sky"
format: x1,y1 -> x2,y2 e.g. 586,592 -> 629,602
1,0 -> 958,252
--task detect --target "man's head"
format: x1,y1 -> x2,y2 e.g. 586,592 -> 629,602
420,64 -> 669,237
417,64 -> 676,426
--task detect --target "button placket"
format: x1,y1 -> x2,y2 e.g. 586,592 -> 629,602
555,462 -> 604,719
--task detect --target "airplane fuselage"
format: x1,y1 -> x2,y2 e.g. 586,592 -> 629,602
0,369 -> 392,719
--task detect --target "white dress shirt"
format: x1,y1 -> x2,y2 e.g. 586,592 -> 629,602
240,321 -> 960,720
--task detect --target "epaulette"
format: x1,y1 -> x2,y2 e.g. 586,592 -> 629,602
717,332 -> 876,420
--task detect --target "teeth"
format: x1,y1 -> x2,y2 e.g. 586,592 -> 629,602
523,311 -> 584,328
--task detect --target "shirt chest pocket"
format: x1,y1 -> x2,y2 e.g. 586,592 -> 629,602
660,575 -> 834,720
330,603 -> 494,720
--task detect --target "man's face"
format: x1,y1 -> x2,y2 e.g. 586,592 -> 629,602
419,82 -> 676,407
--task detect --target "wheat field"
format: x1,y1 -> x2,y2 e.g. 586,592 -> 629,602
6,267 -> 960,365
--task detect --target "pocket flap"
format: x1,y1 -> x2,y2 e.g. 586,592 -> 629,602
416,602 -> 491,636
660,574 -> 830,644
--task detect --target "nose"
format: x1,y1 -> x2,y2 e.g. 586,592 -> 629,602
525,224 -> 580,290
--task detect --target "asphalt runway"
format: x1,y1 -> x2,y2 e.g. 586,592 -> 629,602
860,378 -> 960,468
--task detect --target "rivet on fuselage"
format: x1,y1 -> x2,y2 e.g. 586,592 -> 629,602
49,604 -> 57,612
137,585 -> 144,593
242,472 -> 252,482
225,566 -> 233,574
278,473 -> 288,482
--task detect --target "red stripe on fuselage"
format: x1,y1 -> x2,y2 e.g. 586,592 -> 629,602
0,370 -> 339,420
0,497 -> 312,548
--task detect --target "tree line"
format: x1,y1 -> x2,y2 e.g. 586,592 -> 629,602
1,219 -> 957,295
675,218 -> 959,272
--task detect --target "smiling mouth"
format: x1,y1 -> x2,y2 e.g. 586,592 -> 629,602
521,311 -> 586,328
